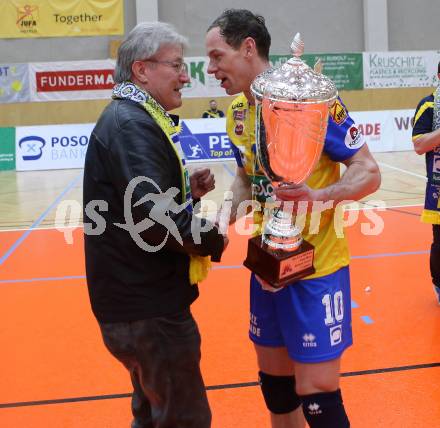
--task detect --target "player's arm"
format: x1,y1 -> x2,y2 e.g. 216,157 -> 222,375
277,99 -> 380,205
276,144 -> 381,205
324,144 -> 381,203
413,128 -> 440,155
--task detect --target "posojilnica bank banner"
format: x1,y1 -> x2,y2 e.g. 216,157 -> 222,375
0,0 -> 123,38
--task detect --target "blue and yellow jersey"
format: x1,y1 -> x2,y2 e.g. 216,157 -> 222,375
412,93 -> 440,224
226,93 -> 365,279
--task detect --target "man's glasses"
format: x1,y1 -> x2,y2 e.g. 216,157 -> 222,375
143,59 -> 188,74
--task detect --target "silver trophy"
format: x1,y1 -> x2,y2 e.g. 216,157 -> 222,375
243,33 -> 338,287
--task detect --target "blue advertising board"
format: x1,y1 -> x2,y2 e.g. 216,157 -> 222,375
179,118 -> 234,163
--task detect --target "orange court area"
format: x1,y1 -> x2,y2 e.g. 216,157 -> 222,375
1,205 -> 440,427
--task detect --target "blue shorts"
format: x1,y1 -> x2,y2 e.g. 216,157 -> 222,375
249,266 -> 353,363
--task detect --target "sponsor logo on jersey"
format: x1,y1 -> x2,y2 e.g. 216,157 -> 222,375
330,99 -> 348,125
231,101 -> 244,109
302,333 -> 317,347
250,312 -> 261,337
234,123 -> 244,135
233,109 -> 246,121
330,325 -> 342,346
251,175 -> 274,202
344,125 -> 364,149
233,109 -> 246,136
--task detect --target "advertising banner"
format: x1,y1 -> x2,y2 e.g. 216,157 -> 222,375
14,120 -> 234,171
0,63 -> 30,103
350,109 -> 414,152
0,128 -> 16,171
270,53 -> 363,90
15,123 -> 94,171
180,118 -> 234,162
29,59 -> 115,101
13,109 -> 414,172
0,0 -> 123,39
181,111 -> 414,160
363,51 -> 440,88
14,119 -> 235,171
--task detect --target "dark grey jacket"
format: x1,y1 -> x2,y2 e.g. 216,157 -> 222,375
83,99 -> 224,323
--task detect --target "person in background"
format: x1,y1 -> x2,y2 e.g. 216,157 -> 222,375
412,61 -> 440,304
202,98 -> 225,118
84,22 -> 227,428
206,9 -> 381,428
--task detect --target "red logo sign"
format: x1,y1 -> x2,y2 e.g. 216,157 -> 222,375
36,69 -> 115,92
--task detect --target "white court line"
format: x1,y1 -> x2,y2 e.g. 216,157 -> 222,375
0,225 -> 83,233
347,202 -> 423,211
378,161 -> 427,180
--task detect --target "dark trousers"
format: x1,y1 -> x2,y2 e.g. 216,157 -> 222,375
431,224 -> 440,288
99,309 -> 211,428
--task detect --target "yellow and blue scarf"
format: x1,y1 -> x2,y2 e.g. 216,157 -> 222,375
112,82 -> 211,283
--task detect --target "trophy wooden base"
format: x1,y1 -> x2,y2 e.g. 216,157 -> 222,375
243,235 -> 315,288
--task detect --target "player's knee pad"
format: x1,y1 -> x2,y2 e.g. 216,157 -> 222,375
300,389 -> 350,428
258,371 -> 301,414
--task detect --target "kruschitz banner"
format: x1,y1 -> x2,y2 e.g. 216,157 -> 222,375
0,0 -> 123,38
270,53 -> 363,91
363,51 -> 440,88
29,59 -> 116,101
0,63 -> 30,103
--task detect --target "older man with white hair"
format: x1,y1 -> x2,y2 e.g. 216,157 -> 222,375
83,22 -> 227,428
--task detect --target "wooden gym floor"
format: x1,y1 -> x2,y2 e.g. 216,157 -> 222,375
0,151 -> 439,427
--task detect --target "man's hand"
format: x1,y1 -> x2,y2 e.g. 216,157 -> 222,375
190,168 -> 215,199
275,183 -> 322,203
274,183 -> 325,214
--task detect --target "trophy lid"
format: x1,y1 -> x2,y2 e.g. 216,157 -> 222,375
251,33 -> 338,104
